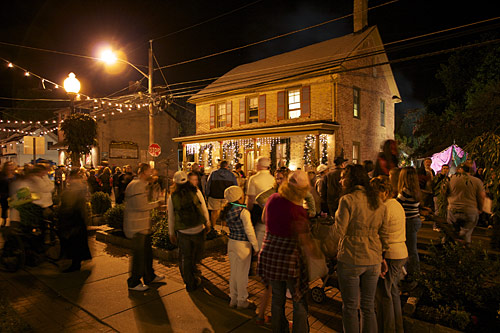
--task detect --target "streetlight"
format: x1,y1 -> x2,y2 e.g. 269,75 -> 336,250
98,42 -> 155,155
64,72 -> 81,114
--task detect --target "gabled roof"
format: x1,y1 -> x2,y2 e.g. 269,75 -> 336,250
189,26 -> 399,102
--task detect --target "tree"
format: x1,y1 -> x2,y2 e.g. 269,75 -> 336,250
61,113 -> 97,167
414,39 -> 500,156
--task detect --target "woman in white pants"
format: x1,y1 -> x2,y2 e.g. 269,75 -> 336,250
220,186 -> 259,309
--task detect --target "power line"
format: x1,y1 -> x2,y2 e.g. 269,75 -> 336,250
155,0 -> 400,70
156,17 -> 500,97
0,96 -> 69,102
152,0 -> 265,42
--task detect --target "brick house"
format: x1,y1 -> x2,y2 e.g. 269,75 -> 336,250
174,0 -> 400,172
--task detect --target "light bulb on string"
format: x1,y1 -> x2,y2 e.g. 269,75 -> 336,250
24,72 -> 30,76
7,62 -> 13,68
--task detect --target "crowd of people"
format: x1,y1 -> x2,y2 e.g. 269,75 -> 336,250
0,138 -> 493,332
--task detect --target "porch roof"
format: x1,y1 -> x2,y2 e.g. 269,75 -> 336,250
172,121 -> 339,144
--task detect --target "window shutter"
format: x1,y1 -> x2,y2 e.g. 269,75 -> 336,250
301,85 -> 311,117
209,104 -> 215,129
226,101 -> 232,127
258,94 -> 266,123
239,98 -> 246,125
277,91 -> 285,120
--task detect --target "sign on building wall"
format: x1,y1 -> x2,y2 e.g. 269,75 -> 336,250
109,141 -> 139,159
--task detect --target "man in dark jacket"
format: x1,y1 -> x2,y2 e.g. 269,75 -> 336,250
206,161 -> 237,229
116,165 -> 134,204
326,156 -> 347,216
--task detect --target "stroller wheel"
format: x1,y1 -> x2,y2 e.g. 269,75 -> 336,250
311,286 -> 325,303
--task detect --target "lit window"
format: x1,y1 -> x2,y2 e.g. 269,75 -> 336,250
353,142 -> 360,164
288,89 -> 301,119
217,103 -> 226,127
247,97 -> 258,123
353,87 -> 360,118
380,99 -> 385,127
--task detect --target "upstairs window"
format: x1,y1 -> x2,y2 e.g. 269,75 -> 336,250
380,99 -> 385,127
247,96 -> 259,123
216,103 -> 226,127
353,87 -> 360,118
288,88 -> 301,119
353,142 -> 360,164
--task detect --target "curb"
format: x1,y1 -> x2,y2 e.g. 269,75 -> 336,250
403,316 -> 461,333
96,230 -> 228,261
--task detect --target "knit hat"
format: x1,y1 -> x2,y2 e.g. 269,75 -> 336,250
316,164 -> 328,173
173,171 -> 188,184
224,185 -> 243,203
288,170 -> 310,188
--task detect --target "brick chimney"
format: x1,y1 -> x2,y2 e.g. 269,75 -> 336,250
353,0 -> 368,33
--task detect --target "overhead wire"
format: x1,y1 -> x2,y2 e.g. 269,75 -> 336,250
155,0 -> 400,70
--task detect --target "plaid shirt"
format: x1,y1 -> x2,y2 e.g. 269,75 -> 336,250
257,232 -> 308,301
226,206 -> 248,242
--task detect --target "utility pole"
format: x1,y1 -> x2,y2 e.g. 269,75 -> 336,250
148,39 -> 154,161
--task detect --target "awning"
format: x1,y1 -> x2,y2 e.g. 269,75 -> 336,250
173,121 -> 339,144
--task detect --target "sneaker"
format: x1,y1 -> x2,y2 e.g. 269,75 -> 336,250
256,315 -> 271,325
229,299 -> 237,308
237,300 -> 254,309
150,275 -> 165,284
129,283 -> 149,292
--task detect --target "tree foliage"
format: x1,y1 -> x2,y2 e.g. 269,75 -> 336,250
415,39 -> 500,156
61,113 -> 97,166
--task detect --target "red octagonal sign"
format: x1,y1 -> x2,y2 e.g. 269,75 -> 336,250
148,143 -> 161,157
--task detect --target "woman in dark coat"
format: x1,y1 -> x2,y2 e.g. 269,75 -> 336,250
58,169 -> 92,272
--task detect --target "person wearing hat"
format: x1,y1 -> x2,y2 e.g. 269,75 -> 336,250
326,156 -> 348,216
206,161 -> 238,230
220,185 -> 258,309
124,163 -> 163,292
168,170 -> 210,292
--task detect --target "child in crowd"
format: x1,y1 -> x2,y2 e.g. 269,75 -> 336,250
220,186 -> 259,309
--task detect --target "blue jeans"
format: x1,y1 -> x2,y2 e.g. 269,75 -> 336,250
405,216 -> 421,280
376,258 -> 406,333
269,279 -> 309,333
177,231 -> 205,290
337,261 -> 380,333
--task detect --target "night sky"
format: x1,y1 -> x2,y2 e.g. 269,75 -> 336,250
1,0 -> 498,118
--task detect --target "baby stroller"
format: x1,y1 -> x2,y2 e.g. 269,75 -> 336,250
309,215 -> 339,303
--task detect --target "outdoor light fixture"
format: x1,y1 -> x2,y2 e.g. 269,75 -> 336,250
64,72 -> 81,94
99,49 -> 118,65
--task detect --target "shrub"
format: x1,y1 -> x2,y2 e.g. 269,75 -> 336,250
90,192 -> 112,215
151,210 -> 177,251
104,204 -> 124,229
416,242 -> 500,331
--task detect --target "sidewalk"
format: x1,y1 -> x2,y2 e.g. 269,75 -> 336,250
0,233 -> 342,332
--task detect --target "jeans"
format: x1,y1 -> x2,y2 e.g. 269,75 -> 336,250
269,280 -> 309,333
337,261 -> 380,333
376,258 -> 406,333
177,231 -> 205,290
127,232 -> 156,288
405,216 -> 421,280
447,208 -> 479,244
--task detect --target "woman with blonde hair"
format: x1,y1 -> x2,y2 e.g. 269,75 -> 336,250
397,167 -> 422,288
371,176 -> 407,332
258,170 -> 319,332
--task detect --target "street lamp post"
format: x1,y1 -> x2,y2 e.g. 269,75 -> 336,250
63,72 -> 80,114
99,42 -> 155,160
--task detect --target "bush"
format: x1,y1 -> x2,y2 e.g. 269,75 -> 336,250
151,209 -> 177,251
90,192 -> 112,215
104,204 -> 124,229
416,242 -> 500,331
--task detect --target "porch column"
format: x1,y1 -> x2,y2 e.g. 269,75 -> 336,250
219,141 -> 223,163
182,144 -> 187,170
253,138 -> 257,160
315,134 -> 320,164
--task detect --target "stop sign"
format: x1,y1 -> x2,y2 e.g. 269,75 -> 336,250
148,143 -> 161,157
